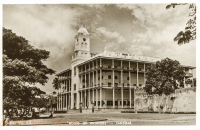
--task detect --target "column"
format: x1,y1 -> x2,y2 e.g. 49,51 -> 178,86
144,63 -> 146,88
96,60 -> 98,88
121,61 -> 123,108
129,61 -> 132,108
60,93 -> 63,110
66,94 -> 68,110
69,80 -> 74,109
84,91 -> 87,108
112,59 -> 115,108
81,91 -> 83,102
93,62 -> 94,87
96,60 -> 98,108
64,94 -> 66,110
85,65 -> 87,108
93,89 -> 94,105
89,70 -> 91,108
57,86 -> 60,110
89,64 -> 91,87
89,89 -> 91,108
96,89 -> 98,108
59,87 -> 61,110
93,62 -> 95,104
137,63 -> 139,86
100,88 -> 102,108
100,59 -> 102,108
69,94 -> 71,109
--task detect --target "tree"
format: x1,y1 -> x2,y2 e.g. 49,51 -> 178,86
166,3 -> 196,45
144,58 -> 185,112
3,28 -> 55,118
52,77 -> 61,90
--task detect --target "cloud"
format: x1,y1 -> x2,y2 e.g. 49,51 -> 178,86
96,27 -> 125,43
3,5 -> 78,69
3,4 -> 196,93
117,4 -> 190,29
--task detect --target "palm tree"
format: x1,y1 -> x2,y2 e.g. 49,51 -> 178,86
52,77 -> 61,90
174,30 -> 193,45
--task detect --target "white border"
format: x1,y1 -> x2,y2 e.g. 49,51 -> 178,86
0,0 -> 199,130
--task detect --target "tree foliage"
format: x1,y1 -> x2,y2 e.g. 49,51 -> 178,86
166,3 -> 196,45
3,28 -> 55,116
52,77 -> 62,90
144,58 -> 185,96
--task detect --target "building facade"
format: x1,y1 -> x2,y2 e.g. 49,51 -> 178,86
55,26 -> 195,111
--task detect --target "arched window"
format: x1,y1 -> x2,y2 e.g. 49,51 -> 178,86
108,75 -> 111,79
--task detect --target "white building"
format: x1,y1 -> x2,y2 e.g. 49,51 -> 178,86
55,26 -> 195,111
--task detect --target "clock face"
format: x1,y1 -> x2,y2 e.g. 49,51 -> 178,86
83,38 -> 86,41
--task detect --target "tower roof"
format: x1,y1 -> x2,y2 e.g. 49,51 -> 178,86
77,26 -> 89,35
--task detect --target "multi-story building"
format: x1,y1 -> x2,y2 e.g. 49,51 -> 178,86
55,26 -> 195,111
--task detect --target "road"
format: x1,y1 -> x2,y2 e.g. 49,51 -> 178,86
8,113 -> 195,126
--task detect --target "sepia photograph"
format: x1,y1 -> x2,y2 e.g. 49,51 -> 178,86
2,2 -> 197,127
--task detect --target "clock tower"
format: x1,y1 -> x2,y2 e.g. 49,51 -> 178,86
73,25 -> 90,60
71,25 -> 91,109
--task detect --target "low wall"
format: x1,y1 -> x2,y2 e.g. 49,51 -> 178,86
134,87 -> 196,112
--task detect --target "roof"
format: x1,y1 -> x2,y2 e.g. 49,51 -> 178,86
182,65 -> 196,69
77,27 -> 89,35
56,69 -> 71,76
76,51 -> 162,67
75,51 -> 196,69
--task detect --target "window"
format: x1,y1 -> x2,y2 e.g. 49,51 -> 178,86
83,38 -> 86,41
115,101 -> 118,105
115,76 -> 118,79
74,84 -> 76,90
108,75 -> 111,79
123,101 -> 126,105
107,101 -> 113,106
82,79 -> 85,82
108,82 -> 112,87
127,77 -> 129,80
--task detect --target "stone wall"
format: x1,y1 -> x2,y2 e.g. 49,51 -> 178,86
134,87 -> 196,112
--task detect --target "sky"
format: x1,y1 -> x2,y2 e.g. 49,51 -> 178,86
3,4 -> 196,94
